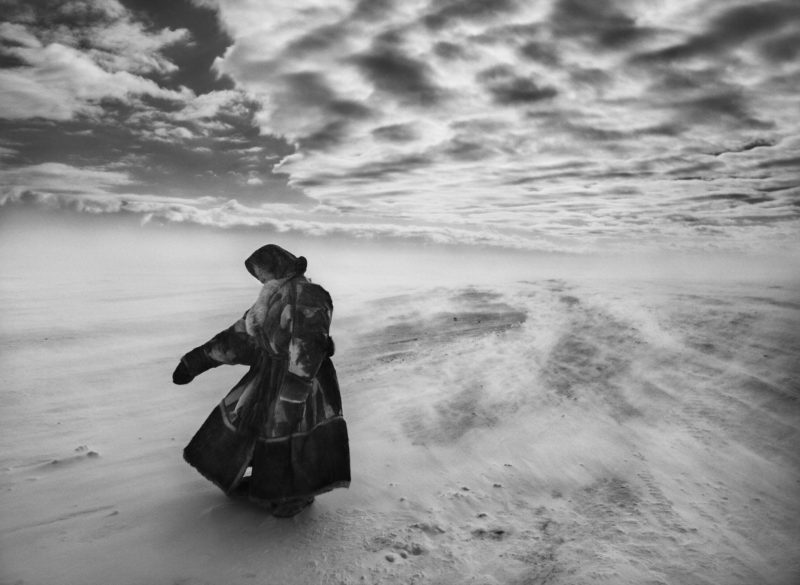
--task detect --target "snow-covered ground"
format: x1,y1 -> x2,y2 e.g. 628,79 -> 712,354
2,215 -> 799,584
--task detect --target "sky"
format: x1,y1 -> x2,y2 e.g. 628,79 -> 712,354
0,0 -> 798,255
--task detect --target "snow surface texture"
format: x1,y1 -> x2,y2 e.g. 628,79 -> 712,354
1,269 -> 799,584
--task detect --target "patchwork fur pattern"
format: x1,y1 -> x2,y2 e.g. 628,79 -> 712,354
180,249 -> 349,508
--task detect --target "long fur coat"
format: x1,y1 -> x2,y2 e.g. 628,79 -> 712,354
179,268 -> 350,505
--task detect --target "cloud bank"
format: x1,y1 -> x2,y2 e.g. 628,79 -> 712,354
1,0 -> 798,253
0,0 -> 300,204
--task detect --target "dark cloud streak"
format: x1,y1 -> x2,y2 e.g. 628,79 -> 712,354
423,0 -> 518,30
550,0 -> 651,49
351,0 -> 395,22
353,47 -> 445,106
518,41 -> 561,65
682,92 -> 773,130
0,93 -> 301,203
433,41 -> 469,60
712,138 -> 776,157
274,71 -> 373,149
372,123 -> 418,142
476,65 -> 557,105
298,120 -> 350,152
634,1 -> 800,64
686,193 -> 775,205
285,23 -> 348,56
120,0 -> 234,94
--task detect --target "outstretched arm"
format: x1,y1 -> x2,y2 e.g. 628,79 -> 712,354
172,312 -> 259,385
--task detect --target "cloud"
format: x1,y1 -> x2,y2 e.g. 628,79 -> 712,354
0,186 -> 573,251
518,40 -> 561,65
476,65 -> 557,105
3,0 -> 799,253
0,1 -> 193,120
0,104 -> 301,203
4,156 -> 797,254
126,0 -> 236,95
0,0 -> 189,73
757,155 -> 800,170
0,162 -> 132,193
350,0 -> 395,22
172,88 -> 241,120
549,0 -> 651,49
351,46 -> 446,106
759,28 -> 800,62
422,0 -> 519,31
634,1 -> 800,64
682,92 -> 773,129
0,21 -> 41,47
0,1 -> 301,212
0,42 -> 191,120
371,123 -> 418,143
285,22 -> 350,56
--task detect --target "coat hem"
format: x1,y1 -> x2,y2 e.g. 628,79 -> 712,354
246,480 -> 351,508
183,444 -> 253,495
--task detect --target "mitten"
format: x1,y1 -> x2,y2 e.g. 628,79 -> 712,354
172,361 -> 194,385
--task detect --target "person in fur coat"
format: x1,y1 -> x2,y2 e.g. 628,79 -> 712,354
172,244 -> 350,517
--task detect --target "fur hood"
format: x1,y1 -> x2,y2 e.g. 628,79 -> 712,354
245,244 -> 307,282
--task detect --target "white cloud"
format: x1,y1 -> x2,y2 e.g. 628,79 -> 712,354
0,162 -> 132,194
0,146 -> 18,159
2,0 -> 797,254
0,22 -> 42,47
2,174 -> 796,254
145,123 -> 196,142
88,20 -> 188,75
204,0 -> 800,253
0,2 -> 193,121
0,41 -> 191,120
176,89 -> 243,120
